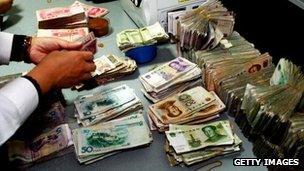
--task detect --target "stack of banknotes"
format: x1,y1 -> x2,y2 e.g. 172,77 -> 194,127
172,0 -> 234,50
36,1 -> 108,41
74,85 -> 143,126
182,32 -> 275,117
148,86 -> 225,132
72,113 -> 152,164
75,55 -> 137,90
140,57 -> 203,103
6,97 -> 71,167
239,58 -> 304,161
117,22 -> 169,51
7,124 -> 73,166
164,120 -> 242,166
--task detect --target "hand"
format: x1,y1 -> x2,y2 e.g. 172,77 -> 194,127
27,50 -> 96,94
29,37 -> 82,64
0,0 -> 13,13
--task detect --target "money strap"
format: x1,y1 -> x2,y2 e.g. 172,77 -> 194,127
22,75 -> 42,102
11,35 -> 32,63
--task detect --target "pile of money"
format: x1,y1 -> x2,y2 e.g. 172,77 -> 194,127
72,113 -> 152,164
117,22 -> 169,51
71,1 -> 108,18
164,120 -> 242,166
181,32 -> 275,117
148,86 -> 225,132
37,27 -> 89,42
239,59 -> 304,159
74,54 -> 137,90
77,32 -> 97,54
36,6 -> 87,29
7,124 -> 73,166
74,85 -> 143,127
174,0 -> 234,50
140,57 -> 203,103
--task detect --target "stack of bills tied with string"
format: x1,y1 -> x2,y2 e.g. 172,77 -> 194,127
36,6 -> 87,29
74,54 -> 137,90
72,113 -> 152,164
165,120 -> 242,166
148,86 -> 225,132
117,22 -> 169,51
74,84 -> 143,126
140,57 -> 203,103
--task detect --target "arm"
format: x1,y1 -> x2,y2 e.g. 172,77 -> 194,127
0,50 -> 95,145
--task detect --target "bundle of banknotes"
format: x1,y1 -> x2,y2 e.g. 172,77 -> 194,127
37,27 -> 89,42
239,59 -> 304,160
164,120 -> 242,166
74,55 -> 137,90
72,113 -> 152,164
182,31 -> 275,117
172,0 -> 234,50
7,124 -> 73,166
6,96 -> 71,167
148,86 -> 225,132
117,22 -> 169,51
36,1 -> 108,29
140,57 -> 203,103
74,85 -> 143,127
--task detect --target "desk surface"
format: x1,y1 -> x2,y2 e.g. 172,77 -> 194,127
1,0 -> 266,170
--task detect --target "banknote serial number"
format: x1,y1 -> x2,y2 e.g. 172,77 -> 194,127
233,158 -> 299,166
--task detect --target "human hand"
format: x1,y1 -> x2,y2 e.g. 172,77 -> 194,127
29,37 -> 82,64
27,50 -> 96,94
0,0 -> 13,13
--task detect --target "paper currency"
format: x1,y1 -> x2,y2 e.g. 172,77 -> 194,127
72,114 -> 152,164
0,73 -> 23,88
165,120 -> 235,154
117,22 -> 169,51
77,32 -> 97,54
36,6 -> 87,29
74,84 -> 143,126
71,1 -> 108,18
74,55 -> 137,90
7,124 -> 73,164
37,27 -> 89,42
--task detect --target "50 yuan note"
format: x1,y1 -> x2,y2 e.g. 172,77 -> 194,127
76,116 -> 152,156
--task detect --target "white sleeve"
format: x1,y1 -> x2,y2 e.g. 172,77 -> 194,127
0,32 -> 14,64
0,77 -> 39,145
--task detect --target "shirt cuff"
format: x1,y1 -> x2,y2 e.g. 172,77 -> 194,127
0,77 -> 39,119
0,32 -> 13,64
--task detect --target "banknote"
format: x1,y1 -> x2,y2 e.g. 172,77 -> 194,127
37,27 -> 89,42
7,124 -> 73,164
149,86 -> 215,125
74,85 -> 136,119
75,114 -> 152,156
71,1 -> 109,18
78,32 -> 97,54
165,120 -> 234,154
